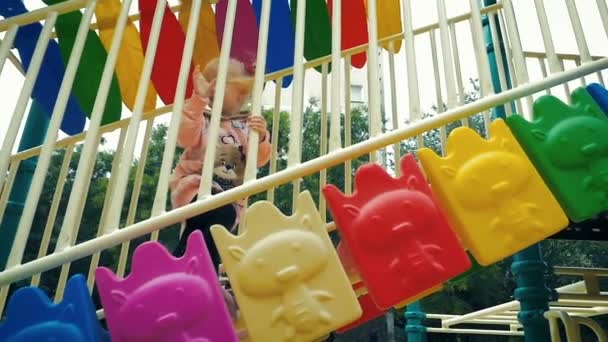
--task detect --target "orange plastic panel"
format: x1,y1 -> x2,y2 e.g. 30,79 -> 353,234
418,119 -> 569,266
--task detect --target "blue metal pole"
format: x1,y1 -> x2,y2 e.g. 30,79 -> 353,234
405,301 -> 426,342
0,101 -> 49,270
511,244 -> 552,341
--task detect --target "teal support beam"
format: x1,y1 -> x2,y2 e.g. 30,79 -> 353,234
405,301 -> 426,342
480,2 -> 553,340
482,0 -> 515,120
0,101 -> 49,270
511,244 -> 552,342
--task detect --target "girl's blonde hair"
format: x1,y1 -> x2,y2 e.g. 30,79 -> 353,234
202,58 -> 254,93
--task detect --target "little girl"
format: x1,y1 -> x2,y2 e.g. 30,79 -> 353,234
170,57 -> 271,272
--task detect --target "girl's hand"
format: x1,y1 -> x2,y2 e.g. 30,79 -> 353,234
247,115 -> 267,142
193,65 -> 216,98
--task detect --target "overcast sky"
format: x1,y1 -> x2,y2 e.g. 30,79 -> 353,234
1,0 -> 607,155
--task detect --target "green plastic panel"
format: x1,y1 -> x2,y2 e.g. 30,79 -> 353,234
291,0 -> 332,73
506,88 -> 608,223
43,1 -> 122,125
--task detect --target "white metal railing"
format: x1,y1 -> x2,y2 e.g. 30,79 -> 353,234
0,1 -> 607,334
427,268 -> 608,337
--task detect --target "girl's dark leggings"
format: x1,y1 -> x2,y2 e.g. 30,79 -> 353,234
173,196 -> 237,272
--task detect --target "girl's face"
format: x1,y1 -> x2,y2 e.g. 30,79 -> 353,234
209,82 -> 247,116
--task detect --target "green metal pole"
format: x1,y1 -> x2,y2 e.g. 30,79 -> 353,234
0,101 -> 49,270
511,244 -> 552,341
482,0 -> 514,120
405,301 -> 426,342
481,1 -> 552,340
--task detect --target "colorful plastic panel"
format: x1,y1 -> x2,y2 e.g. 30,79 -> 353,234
323,154 -> 470,309
253,0 -> 295,87
212,191 -> 361,342
139,0 -> 194,105
42,0 -> 122,125
216,0 -> 259,72
178,0 -> 220,72
0,0 -> 85,135
506,88 -> 608,222
95,0 -> 158,112
366,0 -> 403,52
0,274 -> 108,342
418,119 -> 569,265
327,0 -> 368,68
586,83 -> 608,116
336,294 -> 385,333
96,231 -> 237,342
448,251 -> 484,284
290,0 -> 332,73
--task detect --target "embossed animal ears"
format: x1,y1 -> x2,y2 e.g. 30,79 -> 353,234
0,274 -> 100,340
96,230 -> 206,291
529,87 -> 606,126
323,154 -> 421,207
211,191 -> 322,253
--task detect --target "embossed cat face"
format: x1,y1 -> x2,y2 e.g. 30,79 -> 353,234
341,176 -> 439,249
532,116 -> 608,169
441,149 -> 531,208
110,257 -> 211,339
228,229 -> 329,297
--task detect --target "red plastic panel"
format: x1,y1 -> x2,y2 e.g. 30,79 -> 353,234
139,0 -> 193,105
327,0 -> 368,68
323,154 -> 471,309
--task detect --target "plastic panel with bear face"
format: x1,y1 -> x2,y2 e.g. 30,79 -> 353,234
507,87 -> 608,222
419,119 -> 569,265
212,191 -> 361,342
324,154 -> 469,309
0,274 -> 107,342
95,231 -> 237,342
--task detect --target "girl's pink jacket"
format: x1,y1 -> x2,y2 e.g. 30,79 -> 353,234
169,93 -> 272,231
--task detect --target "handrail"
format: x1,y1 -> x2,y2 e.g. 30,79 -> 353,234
545,310 -> 608,342
1,55 -> 606,286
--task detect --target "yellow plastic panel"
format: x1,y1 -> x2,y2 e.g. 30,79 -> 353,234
178,0 -> 220,69
365,0 -> 402,52
95,0 -> 158,112
418,119 -> 568,266
212,191 -> 362,342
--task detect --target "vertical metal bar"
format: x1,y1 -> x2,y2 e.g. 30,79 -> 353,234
0,25 -> 18,76
388,41 -> 401,174
151,0 -> 202,217
9,1 -> 95,272
267,77 -> 283,203
0,13 -> 57,192
30,144 -> 74,287
287,0 -> 307,211
344,56 -> 352,195
533,0 -> 562,73
319,63 -> 329,222
565,0 -> 591,63
329,0 -> 342,152
105,0 -> 173,234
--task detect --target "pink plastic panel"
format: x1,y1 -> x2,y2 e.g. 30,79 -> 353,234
95,231 -> 237,342
216,0 -> 259,72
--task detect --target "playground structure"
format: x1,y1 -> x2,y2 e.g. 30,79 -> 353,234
0,0 -> 608,341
